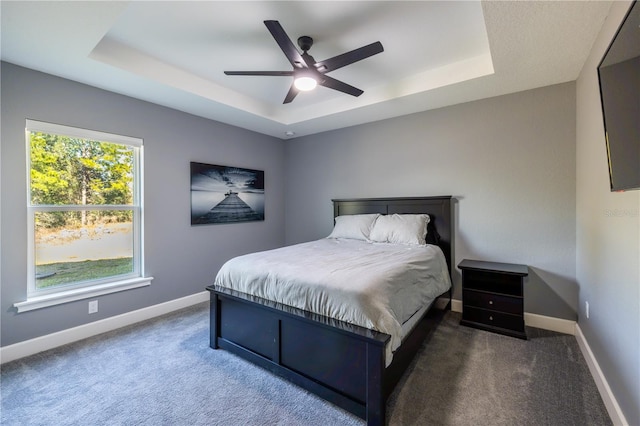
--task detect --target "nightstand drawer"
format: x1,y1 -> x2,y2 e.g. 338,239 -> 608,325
463,289 -> 522,315
462,306 -> 524,333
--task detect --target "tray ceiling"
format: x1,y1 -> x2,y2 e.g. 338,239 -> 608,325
1,1 -> 612,139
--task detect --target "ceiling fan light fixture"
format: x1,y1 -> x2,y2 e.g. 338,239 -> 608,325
294,76 -> 317,91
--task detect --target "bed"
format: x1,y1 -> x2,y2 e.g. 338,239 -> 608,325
206,196 -> 454,425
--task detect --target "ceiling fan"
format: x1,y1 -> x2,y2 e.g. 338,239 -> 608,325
224,20 -> 384,104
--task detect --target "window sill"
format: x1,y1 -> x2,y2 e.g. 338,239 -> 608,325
14,277 -> 154,313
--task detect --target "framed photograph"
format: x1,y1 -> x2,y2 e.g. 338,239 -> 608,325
190,162 -> 265,225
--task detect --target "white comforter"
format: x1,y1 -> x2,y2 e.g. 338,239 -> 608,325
214,238 -> 451,359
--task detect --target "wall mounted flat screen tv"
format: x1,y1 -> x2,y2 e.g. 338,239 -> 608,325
597,0 -> 639,192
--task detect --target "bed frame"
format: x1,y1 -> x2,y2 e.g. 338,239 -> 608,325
207,196 -> 453,425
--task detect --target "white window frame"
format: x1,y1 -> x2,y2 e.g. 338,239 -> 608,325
15,120 -> 152,313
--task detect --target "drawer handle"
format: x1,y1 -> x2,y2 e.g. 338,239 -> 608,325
489,300 -> 494,305
489,316 -> 493,321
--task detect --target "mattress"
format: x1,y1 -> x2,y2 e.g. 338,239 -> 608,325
214,238 -> 452,363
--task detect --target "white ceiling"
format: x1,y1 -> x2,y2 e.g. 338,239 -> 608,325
1,1 -> 613,139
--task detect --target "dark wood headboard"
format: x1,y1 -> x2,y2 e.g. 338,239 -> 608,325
332,196 -> 454,276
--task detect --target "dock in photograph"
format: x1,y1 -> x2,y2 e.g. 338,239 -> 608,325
195,193 -> 263,224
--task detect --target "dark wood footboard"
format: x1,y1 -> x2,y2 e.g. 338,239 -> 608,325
208,285 -> 449,425
208,285 -> 390,424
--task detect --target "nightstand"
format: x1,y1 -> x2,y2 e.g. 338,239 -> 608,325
458,259 -> 528,339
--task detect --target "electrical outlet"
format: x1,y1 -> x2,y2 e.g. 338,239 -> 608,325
585,301 -> 589,319
88,300 -> 98,314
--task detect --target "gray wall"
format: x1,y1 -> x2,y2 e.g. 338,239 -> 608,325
284,82 -> 577,321
576,1 -> 640,424
1,62 -> 285,347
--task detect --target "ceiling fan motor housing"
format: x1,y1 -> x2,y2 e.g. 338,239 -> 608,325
297,36 -> 313,52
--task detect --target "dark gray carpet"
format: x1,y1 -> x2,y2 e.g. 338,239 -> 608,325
387,311 -> 612,425
1,303 -> 611,426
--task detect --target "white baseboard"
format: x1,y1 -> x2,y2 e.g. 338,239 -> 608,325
575,324 -> 628,426
0,291 -> 209,364
524,312 -> 576,335
451,298 -> 463,313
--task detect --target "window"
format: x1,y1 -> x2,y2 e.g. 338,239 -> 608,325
15,120 -> 151,312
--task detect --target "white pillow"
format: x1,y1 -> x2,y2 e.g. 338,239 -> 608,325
327,214 -> 380,241
369,214 -> 430,245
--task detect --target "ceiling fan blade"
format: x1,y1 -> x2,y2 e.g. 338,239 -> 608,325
283,84 -> 299,104
224,71 -> 294,76
264,20 -> 306,69
315,41 -> 384,73
319,75 -> 363,97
